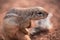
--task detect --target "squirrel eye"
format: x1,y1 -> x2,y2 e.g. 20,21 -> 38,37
37,12 -> 43,16
38,12 -> 42,15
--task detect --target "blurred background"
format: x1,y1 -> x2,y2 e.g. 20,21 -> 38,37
0,0 -> 60,40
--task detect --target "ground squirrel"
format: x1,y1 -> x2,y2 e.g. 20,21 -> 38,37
3,7 -> 48,40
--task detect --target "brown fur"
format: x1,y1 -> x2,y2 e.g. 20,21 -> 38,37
2,7 -> 48,40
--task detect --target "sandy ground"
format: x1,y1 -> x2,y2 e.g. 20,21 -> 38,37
0,0 -> 60,40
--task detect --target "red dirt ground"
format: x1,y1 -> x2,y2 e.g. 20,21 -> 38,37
0,0 -> 60,40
